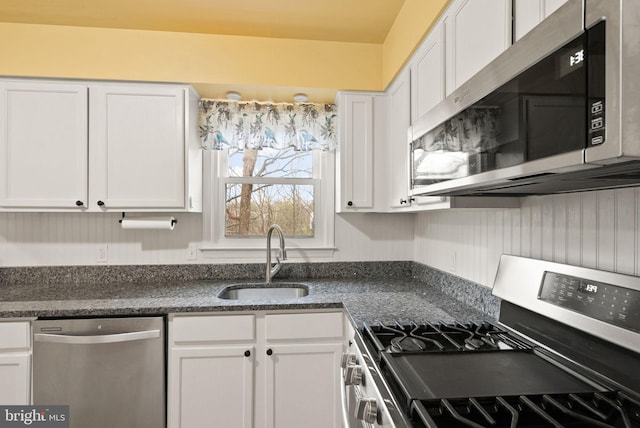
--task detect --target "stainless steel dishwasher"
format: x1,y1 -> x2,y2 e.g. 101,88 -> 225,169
33,316 -> 165,428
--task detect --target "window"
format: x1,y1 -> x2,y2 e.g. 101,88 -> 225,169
224,147 -> 315,237
199,100 -> 336,257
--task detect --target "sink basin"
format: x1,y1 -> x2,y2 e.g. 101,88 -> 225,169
218,283 -> 309,300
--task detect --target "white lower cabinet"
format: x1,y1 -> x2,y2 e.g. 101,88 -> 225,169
0,321 -> 31,404
170,346 -> 254,428
264,342 -> 343,428
168,310 -> 346,428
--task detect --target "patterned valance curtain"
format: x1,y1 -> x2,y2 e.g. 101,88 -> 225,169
199,100 -> 337,151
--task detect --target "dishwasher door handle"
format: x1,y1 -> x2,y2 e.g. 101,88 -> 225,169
34,329 -> 161,345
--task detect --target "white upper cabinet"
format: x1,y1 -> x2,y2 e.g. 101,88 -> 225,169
89,85 -> 187,211
336,92 -> 389,212
514,0 -> 570,41
0,78 -> 202,212
444,0 -> 512,95
410,21 -> 445,124
386,69 -> 414,211
0,82 -> 88,209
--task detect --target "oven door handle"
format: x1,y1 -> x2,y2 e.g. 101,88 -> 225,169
340,370 -> 353,428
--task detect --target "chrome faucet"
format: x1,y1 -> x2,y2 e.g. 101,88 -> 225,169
266,224 -> 287,283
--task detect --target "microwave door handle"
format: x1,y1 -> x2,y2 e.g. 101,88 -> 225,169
33,329 -> 161,345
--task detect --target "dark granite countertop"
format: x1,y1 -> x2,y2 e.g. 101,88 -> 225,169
0,277 -> 494,326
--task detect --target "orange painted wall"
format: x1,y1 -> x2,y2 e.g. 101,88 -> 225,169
382,0 -> 449,88
0,22 -> 381,93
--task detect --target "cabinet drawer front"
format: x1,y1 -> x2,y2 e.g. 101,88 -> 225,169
172,315 -> 255,343
0,322 -> 30,351
266,312 -> 344,341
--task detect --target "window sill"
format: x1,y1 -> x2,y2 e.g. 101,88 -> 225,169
199,246 -> 337,261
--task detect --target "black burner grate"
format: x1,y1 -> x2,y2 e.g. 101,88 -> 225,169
363,321 -> 532,357
412,391 -> 640,428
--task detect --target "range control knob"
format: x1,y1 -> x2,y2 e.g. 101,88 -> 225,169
340,352 -> 357,368
355,397 -> 378,424
345,365 -> 363,385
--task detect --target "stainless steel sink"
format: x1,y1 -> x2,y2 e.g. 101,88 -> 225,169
218,283 -> 309,300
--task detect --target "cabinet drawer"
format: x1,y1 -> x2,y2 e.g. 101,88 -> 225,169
0,322 -> 30,351
266,312 -> 344,341
172,315 -> 255,343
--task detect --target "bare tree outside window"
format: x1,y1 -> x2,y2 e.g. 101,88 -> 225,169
225,147 -> 314,237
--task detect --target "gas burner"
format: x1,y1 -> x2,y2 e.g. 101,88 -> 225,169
463,336 -> 498,350
463,324 -> 503,350
388,324 -> 445,353
391,336 -> 427,352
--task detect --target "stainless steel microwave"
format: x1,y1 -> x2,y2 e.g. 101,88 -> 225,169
409,0 -> 640,197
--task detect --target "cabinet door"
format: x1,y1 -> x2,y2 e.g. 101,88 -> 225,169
410,21 -> 445,123
0,354 -> 30,404
387,70 -> 413,211
514,0 -> 569,41
264,342 -> 343,428
89,85 -> 186,210
168,346 -> 254,428
337,93 -> 374,211
0,82 -> 88,209
444,0 -> 512,95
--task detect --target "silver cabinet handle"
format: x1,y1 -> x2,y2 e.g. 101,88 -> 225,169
34,329 -> 160,345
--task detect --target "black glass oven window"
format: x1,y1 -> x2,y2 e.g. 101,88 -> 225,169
539,272 -> 640,333
412,30 -> 591,186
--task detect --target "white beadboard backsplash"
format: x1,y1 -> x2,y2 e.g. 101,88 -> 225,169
0,212 -> 414,267
414,188 -> 640,287
2,188 -> 639,278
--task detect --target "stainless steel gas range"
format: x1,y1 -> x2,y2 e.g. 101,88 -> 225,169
341,255 -> 640,427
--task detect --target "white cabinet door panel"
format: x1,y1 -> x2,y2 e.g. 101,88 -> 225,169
0,82 -> 88,208
0,354 -> 30,404
411,22 -> 445,123
89,85 -> 185,210
169,346 -> 254,428
338,93 -> 374,211
514,0 -> 569,41
445,0 -> 512,95
264,342 -> 343,428
387,69 -> 412,210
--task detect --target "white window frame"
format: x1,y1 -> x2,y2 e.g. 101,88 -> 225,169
200,149 -> 336,260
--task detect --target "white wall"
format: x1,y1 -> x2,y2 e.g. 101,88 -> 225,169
414,187 -> 640,287
0,212 -> 414,267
